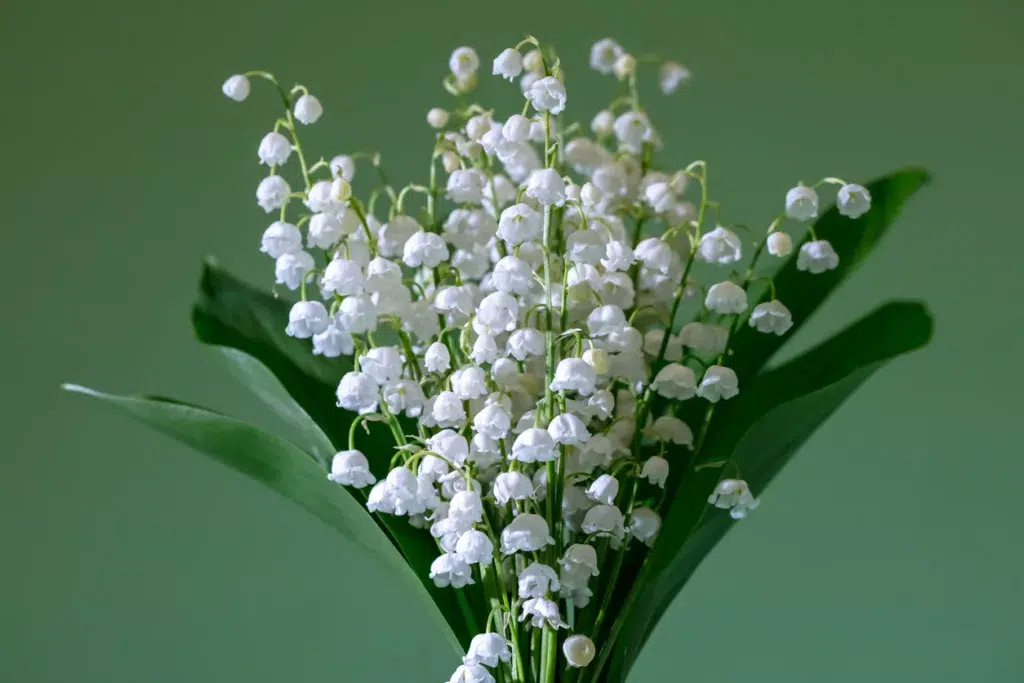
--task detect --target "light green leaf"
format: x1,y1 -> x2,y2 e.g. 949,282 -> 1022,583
215,346 -> 336,467
61,383 -> 465,654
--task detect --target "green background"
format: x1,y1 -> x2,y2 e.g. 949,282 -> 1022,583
2,0 -> 1022,681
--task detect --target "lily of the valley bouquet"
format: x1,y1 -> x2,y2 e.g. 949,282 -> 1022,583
67,35 -> 932,683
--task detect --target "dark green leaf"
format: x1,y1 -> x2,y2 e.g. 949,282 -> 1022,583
605,300 -> 933,683
732,167 -> 930,380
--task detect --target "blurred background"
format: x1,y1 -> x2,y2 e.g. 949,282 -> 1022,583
2,0 -> 1023,681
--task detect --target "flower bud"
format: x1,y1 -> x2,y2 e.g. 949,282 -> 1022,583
427,108 -> 450,129
766,231 -> 793,257
563,634 -> 596,668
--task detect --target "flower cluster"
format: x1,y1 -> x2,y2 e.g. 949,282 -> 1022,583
223,34 -> 869,683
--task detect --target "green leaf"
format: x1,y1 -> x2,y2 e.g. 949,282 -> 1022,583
215,346 -> 336,467
191,261 -> 478,649
63,384 -> 468,653
732,167 -> 930,379
192,258 -> 352,448
605,300 -> 933,683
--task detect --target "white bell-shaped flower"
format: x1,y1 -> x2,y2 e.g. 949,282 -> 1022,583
519,597 -> 567,629
321,258 -> 364,296
517,561 -> 560,598
563,634 -> 596,668
222,74 -> 250,101
430,552 -> 475,588
256,175 -> 290,213
511,428 -> 557,463
337,295 -> 377,334
358,346 -> 403,385
403,231 -> 449,268
698,226 -> 743,264
454,529 -> 494,565
492,472 -> 535,505
382,379 -> 426,418
492,48 -> 523,81
313,320 -> 354,358
644,415 -> 694,448
628,507 -> 661,546
378,215 -> 420,258
634,237 -> 673,274
473,403 -> 511,439
447,664 -> 494,683
613,111 -> 652,154
679,322 -> 729,355
474,292 -> 519,334
293,93 -> 323,125
449,489 -> 484,525
285,301 -> 329,339
785,185 -> 819,221
470,333 -> 500,365
550,358 -> 597,395
491,256 -> 534,295
837,183 -> 871,218
641,456 -> 669,488
260,221 -> 301,258
601,240 -> 634,271
767,231 -> 793,257
328,450 -> 375,488
464,633 -> 512,668
708,478 -> 761,519
525,168 -> 567,207
432,391 -> 467,427
651,363 -> 697,400
384,467 -> 424,516
506,329 -> 545,361
749,300 -> 794,335
421,343 -> 450,374
589,38 -> 623,74
525,76 -> 567,115
797,240 -> 840,274
257,131 -> 291,166
548,414 -> 591,446
497,203 -> 542,245
449,46 -> 480,78
427,430 -> 469,466
697,365 -> 740,402
560,544 -> 600,577
581,504 -> 624,540
336,371 -> 378,413
586,474 -> 619,505
274,251 -> 314,290
366,481 -> 395,514
447,168 -> 486,204
705,281 -> 748,314
500,513 -> 554,554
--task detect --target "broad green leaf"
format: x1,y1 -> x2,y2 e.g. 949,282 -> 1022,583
61,384 -> 467,654
732,167 -> 930,379
605,300 -> 933,683
216,346 -> 336,467
191,262 -> 478,649
192,259 -> 351,448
